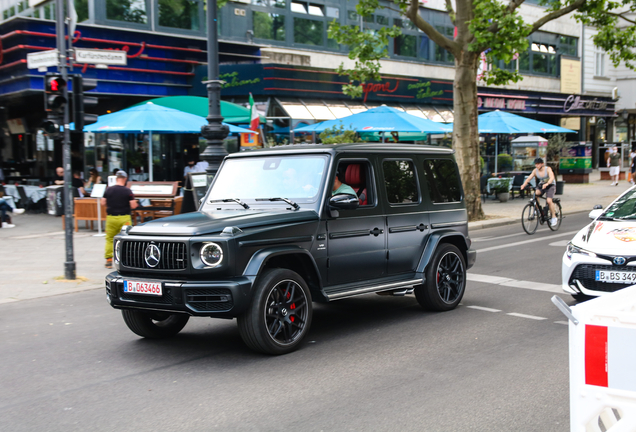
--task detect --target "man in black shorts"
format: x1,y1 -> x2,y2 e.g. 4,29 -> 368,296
520,157 -> 558,226
101,170 -> 138,268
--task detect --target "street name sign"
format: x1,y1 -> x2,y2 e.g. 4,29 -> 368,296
75,48 -> 127,66
27,49 -> 59,69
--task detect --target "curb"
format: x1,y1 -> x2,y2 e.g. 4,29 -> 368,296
468,209 -> 593,231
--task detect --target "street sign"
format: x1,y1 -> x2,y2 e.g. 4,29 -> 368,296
75,48 -> 127,66
27,50 -> 59,69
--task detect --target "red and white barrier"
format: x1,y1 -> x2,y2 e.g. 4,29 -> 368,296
557,286 -> 636,431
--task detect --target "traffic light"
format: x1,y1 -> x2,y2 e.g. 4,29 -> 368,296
44,73 -> 67,115
71,75 -> 98,131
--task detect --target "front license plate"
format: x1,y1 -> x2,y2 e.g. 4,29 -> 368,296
595,270 -> 636,284
123,280 -> 163,296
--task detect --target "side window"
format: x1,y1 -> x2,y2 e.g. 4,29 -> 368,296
382,159 -> 419,204
422,159 -> 462,203
335,160 -> 374,206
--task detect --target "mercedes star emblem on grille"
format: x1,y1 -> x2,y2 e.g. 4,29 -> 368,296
145,244 -> 161,267
613,256 -> 626,266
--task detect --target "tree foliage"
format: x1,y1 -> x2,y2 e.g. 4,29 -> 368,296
328,0 -> 636,220
319,125 -> 363,144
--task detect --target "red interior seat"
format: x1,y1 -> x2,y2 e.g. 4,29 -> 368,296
345,164 -> 367,205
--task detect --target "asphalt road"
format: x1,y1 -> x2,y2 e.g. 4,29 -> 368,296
0,213 -> 591,432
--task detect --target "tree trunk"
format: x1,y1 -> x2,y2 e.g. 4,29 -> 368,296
453,52 -> 484,221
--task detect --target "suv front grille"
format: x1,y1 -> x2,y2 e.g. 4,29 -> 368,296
184,288 -> 233,312
122,241 -> 188,270
570,264 -> 636,292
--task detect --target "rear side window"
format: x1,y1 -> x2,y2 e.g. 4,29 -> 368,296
422,159 -> 462,203
382,159 -> 419,204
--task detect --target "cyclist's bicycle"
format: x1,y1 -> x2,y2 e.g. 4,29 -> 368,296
521,186 -> 563,235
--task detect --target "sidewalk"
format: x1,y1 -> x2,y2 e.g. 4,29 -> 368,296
0,170 -> 629,304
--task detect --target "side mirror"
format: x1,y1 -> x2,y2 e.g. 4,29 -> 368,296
589,209 -> 603,220
593,204 -> 603,210
329,193 -> 360,211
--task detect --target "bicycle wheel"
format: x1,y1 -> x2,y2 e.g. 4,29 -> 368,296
522,203 -> 539,235
548,201 -> 563,231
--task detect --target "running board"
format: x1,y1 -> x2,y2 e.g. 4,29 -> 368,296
326,279 -> 421,301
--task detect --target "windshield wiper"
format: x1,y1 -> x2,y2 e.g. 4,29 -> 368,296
597,216 -> 620,221
255,197 -> 300,210
209,198 -> 250,209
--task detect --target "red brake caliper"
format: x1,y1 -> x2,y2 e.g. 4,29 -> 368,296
287,291 -> 295,322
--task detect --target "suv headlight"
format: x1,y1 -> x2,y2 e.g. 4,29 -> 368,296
200,242 -> 223,267
566,242 -> 597,259
114,240 -> 121,263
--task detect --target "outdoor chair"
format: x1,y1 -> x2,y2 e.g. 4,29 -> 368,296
510,174 -> 526,200
16,185 -> 37,213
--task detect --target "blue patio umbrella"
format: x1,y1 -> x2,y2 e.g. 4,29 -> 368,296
82,102 -> 256,180
293,106 -> 452,136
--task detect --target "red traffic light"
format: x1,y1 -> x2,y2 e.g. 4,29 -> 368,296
45,75 -> 66,93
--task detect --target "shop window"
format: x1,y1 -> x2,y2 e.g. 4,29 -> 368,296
106,0 -> 148,24
294,17 -> 323,46
433,26 -> 454,64
74,0 -> 89,22
595,51 -> 606,77
383,160 -> 419,205
376,15 -> 388,25
422,159 -> 461,203
253,11 -> 285,41
159,0 -> 200,31
394,34 -> 416,57
559,36 -> 577,56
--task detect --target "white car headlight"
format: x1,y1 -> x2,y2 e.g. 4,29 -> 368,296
114,240 -> 121,262
200,242 -> 223,267
566,242 -> 596,260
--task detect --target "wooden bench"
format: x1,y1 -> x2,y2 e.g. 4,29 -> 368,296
62,198 -> 107,232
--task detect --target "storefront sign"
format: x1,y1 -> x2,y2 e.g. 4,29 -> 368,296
362,81 -> 399,103
564,95 -> 608,112
75,48 -> 127,66
561,58 -> 581,94
27,49 -> 58,69
477,97 -> 526,110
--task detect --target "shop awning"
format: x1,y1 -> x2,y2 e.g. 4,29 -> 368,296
275,98 -> 454,123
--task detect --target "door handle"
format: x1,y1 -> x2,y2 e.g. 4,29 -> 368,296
370,227 -> 384,236
417,223 -> 428,232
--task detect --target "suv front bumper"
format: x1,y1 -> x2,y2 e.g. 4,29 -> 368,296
105,272 -> 254,317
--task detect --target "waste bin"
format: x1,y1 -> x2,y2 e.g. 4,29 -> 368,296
555,180 -> 565,195
46,186 -> 64,216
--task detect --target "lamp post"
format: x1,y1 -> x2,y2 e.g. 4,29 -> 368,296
200,0 -> 229,180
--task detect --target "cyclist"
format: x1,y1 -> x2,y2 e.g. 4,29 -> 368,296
520,157 -> 558,227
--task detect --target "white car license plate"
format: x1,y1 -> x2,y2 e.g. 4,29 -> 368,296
123,280 -> 163,296
595,270 -> 636,284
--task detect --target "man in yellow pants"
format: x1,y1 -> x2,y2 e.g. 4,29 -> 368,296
101,170 -> 139,268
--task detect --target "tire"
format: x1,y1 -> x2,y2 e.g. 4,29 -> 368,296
548,201 -> 563,231
415,243 -> 466,311
238,268 -> 312,355
521,203 -> 539,235
121,309 -> 189,339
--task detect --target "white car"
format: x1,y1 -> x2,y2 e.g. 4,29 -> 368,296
562,186 -> 636,301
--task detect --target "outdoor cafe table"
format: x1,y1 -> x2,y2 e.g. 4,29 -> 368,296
4,184 -> 47,203
1,195 -> 16,209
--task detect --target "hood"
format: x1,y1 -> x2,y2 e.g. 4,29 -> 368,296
574,219 -> 636,255
129,208 -> 319,236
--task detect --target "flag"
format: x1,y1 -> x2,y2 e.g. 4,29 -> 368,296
249,93 -> 259,131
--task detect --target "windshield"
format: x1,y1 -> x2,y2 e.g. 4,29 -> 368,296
207,155 -> 328,206
602,188 -> 636,220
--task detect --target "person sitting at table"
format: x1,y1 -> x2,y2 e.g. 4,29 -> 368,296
72,171 -> 86,197
53,167 -> 64,185
0,196 -> 25,228
84,168 -> 101,195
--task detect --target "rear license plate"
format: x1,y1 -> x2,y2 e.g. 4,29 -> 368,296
595,270 -> 636,284
123,280 -> 163,296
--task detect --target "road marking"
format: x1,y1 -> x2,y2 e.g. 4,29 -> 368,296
466,305 -> 501,313
467,273 -> 563,294
475,230 -> 579,253
554,321 -> 569,326
549,240 -> 570,247
472,231 -> 529,242
507,313 -> 548,320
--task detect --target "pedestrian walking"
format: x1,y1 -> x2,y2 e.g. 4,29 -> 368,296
607,146 -> 621,186
101,170 -> 138,268
630,147 -> 636,185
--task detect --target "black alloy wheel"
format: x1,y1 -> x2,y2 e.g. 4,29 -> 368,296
238,268 -> 312,355
415,243 -> 466,311
121,310 -> 190,339
521,203 -> 539,235
548,201 -> 563,231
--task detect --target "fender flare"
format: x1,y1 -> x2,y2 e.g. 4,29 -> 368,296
416,230 -> 470,274
242,245 -> 324,298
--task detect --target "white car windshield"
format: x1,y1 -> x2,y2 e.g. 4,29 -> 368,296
602,188 -> 636,220
207,155 -> 328,205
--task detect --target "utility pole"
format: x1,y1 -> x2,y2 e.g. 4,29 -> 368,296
56,0 -> 76,279
200,0 -> 229,180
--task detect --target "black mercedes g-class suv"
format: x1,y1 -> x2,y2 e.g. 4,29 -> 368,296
105,143 -> 476,354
